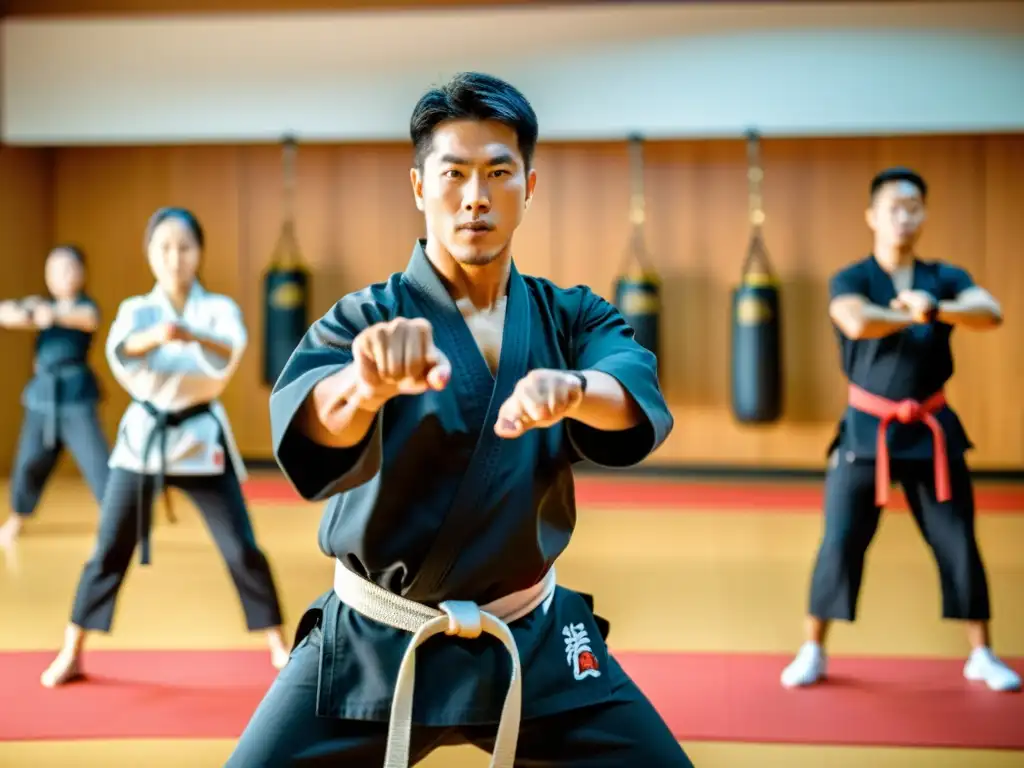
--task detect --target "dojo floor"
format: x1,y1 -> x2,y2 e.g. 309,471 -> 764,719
1,473 -> 1022,768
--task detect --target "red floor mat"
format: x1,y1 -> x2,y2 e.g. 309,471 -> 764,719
1,650 -> 1021,748
242,476 -> 1024,514
621,652 -> 1024,750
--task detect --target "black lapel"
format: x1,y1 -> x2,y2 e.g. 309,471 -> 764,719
401,239 -> 529,430
400,239 -> 533,597
868,254 -> 899,304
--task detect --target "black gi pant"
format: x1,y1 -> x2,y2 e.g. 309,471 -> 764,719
809,451 -> 991,622
225,624 -> 694,767
68,464 -> 283,633
10,406 -> 110,516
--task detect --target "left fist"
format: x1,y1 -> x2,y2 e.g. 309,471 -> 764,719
891,289 -> 937,323
32,303 -> 55,328
495,369 -> 585,439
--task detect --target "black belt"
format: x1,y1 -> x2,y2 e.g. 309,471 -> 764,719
34,362 -> 88,448
136,400 -> 213,565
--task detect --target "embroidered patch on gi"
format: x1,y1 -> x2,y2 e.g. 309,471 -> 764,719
563,622 -> 601,680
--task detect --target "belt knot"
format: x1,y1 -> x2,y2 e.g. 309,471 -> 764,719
894,398 -> 922,423
439,600 -> 484,639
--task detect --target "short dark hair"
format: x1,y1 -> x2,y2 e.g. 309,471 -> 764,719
144,206 -> 206,250
48,244 -> 86,266
870,166 -> 927,202
409,72 -> 539,170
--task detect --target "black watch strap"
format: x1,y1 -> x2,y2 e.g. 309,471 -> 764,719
568,370 -> 588,393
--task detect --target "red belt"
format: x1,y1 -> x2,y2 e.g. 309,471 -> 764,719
847,383 -> 951,506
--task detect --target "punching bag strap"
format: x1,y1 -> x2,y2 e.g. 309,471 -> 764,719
741,130 -> 776,287
262,135 -> 311,387
272,135 -> 301,272
612,132 -> 661,360
618,133 -> 655,280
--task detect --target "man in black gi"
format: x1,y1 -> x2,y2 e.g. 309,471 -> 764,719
781,167 -> 1020,693
228,72 -> 695,765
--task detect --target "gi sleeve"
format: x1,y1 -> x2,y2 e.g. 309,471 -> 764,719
938,263 -> 976,299
105,297 -> 157,401
78,294 -> 101,318
190,295 -> 247,382
566,287 -> 673,468
269,287 -> 389,501
828,263 -> 868,301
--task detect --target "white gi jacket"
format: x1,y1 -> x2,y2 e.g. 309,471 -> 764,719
106,281 -> 248,482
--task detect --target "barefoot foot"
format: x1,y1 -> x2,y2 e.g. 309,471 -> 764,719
41,650 -> 82,688
0,516 -> 23,549
266,628 -> 290,670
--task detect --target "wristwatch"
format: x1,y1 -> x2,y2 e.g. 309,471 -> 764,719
923,305 -> 940,323
567,370 -> 588,394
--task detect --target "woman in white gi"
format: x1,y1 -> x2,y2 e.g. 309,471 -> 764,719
41,207 -> 289,687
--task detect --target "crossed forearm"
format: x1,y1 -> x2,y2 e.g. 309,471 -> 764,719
570,370 -> 643,431
937,294 -> 1002,330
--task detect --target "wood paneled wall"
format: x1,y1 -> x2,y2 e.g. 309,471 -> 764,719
0,147 -> 54,471
3,134 -> 1018,472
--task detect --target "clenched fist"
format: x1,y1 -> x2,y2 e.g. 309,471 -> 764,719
0,301 -> 23,327
890,290 -> 937,323
494,369 -> 585,439
350,318 -> 452,409
32,303 -> 55,329
153,322 -> 194,344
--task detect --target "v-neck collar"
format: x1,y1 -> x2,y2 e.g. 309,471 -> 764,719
869,253 -> 919,299
149,280 -> 203,320
402,239 -> 519,385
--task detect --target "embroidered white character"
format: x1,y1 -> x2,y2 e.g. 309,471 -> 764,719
562,622 -> 601,681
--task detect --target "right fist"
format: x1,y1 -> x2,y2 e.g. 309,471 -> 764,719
0,301 -> 21,326
350,318 -> 451,405
153,322 -> 194,344
32,303 -> 55,328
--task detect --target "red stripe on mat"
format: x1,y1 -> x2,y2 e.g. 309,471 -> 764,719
1,650 -> 1021,749
242,476 -> 1024,513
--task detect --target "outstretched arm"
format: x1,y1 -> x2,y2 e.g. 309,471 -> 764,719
52,301 -> 100,332
938,286 -> 1002,330
0,300 -> 34,330
570,370 -> 644,432
829,294 -> 914,340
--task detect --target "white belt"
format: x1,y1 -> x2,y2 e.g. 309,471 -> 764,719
333,560 -> 557,768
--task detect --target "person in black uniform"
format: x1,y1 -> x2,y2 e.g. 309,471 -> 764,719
227,72 -> 692,767
0,245 -> 110,547
781,167 -> 1020,693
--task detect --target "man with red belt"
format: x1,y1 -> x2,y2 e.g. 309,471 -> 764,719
780,167 -> 1020,692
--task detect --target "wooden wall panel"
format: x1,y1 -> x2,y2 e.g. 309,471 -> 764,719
0,147 -> 53,472
45,134 -> 1024,471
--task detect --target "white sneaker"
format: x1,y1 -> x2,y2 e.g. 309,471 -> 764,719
781,642 -> 827,688
963,647 -> 1022,692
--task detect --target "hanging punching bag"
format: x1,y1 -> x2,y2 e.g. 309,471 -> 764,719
613,133 -> 661,361
262,136 -> 311,388
730,130 -> 783,424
